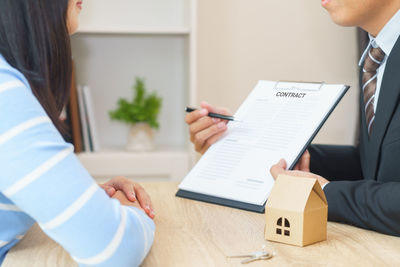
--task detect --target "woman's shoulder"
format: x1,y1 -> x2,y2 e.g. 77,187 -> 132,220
0,54 -> 30,89
0,54 -> 45,133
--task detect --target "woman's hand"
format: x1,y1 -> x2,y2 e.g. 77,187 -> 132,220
185,101 -> 230,154
112,190 -> 143,211
270,158 -> 329,188
100,176 -> 155,219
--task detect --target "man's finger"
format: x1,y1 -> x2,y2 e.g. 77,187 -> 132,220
185,108 -> 208,124
270,159 -> 287,180
200,101 -> 231,116
300,150 -> 311,172
194,122 -> 227,152
189,116 -> 215,137
200,130 -> 227,154
295,157 -> 304,171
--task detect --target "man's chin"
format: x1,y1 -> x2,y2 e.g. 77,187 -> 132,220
328,12 -> 358,27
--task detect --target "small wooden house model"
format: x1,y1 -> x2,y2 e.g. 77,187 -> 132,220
265,175 -> 328,247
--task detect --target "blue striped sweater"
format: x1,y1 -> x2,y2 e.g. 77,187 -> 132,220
0,55 -> 155,266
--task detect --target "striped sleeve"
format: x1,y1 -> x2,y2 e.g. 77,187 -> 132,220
0,71 -> 155,266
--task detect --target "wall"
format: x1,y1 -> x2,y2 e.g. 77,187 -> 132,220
196,0 -> 360,145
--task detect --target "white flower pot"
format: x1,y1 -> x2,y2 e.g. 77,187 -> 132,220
126,123 -> 155,152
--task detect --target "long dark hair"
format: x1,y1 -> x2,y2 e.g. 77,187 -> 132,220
0,0 -> 72,135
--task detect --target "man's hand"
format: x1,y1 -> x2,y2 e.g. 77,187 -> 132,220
100,176 -> 155,219
270,158 -> 329,188
185,101 -> 230,154
293,150 -> 310,172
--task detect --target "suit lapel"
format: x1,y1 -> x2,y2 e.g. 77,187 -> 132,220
369,36 -> 400,177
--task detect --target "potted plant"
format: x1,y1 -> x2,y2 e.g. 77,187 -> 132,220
109,77 -> 162,151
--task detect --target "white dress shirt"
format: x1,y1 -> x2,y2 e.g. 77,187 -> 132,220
323,9 -> 400,191
359,9 -> 400,112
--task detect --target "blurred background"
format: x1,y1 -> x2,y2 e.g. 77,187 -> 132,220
69,0 -> 361,182
197,1 -> 360,145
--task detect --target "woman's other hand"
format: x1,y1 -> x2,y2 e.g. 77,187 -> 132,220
100,176 -> 155,219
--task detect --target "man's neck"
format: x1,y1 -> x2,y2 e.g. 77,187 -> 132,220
362,4 -> 400,37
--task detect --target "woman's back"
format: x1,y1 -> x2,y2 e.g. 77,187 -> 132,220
0,55 -> 155,266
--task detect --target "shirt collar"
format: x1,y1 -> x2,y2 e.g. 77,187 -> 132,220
359,9 -> 400,66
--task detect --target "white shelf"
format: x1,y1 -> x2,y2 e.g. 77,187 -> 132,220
71,34 -> 188,149
72,0 -> 197,181
77,27 -> 191,35
78,0 -> 189,34
78,148 -> 190,181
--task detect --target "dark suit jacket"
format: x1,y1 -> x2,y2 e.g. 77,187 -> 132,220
309,36 -> 400,236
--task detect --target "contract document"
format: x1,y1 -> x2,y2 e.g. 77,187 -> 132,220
177,81 -> 349,212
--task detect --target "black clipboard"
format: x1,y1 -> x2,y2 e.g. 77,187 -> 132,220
176,82 -> 350,213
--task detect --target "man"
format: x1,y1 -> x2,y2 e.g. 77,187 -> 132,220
185,0 -> 400,236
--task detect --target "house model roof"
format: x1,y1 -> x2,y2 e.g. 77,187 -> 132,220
266,175 -> 327,212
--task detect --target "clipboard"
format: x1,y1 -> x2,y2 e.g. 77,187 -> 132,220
273,81 -> 347,170
274,80 -> 325,91
176,81 -> 350,213
176,189 -> 266,213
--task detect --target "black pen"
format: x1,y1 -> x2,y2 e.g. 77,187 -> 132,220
185,107 -> 240,121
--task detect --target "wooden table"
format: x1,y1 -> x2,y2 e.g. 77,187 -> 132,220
3,182 -> 400,266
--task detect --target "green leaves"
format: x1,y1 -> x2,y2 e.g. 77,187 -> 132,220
109,77 -> 162,129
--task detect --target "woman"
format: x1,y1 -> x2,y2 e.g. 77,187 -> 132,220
0,0 -> 155,266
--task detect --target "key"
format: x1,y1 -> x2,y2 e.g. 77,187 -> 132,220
241,252 -> 272,264
227,250 -> 273,264
227,254 -> 257,258
241,256 -> 258,264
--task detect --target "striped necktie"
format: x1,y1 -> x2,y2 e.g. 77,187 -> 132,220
362,46 -> 385,135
